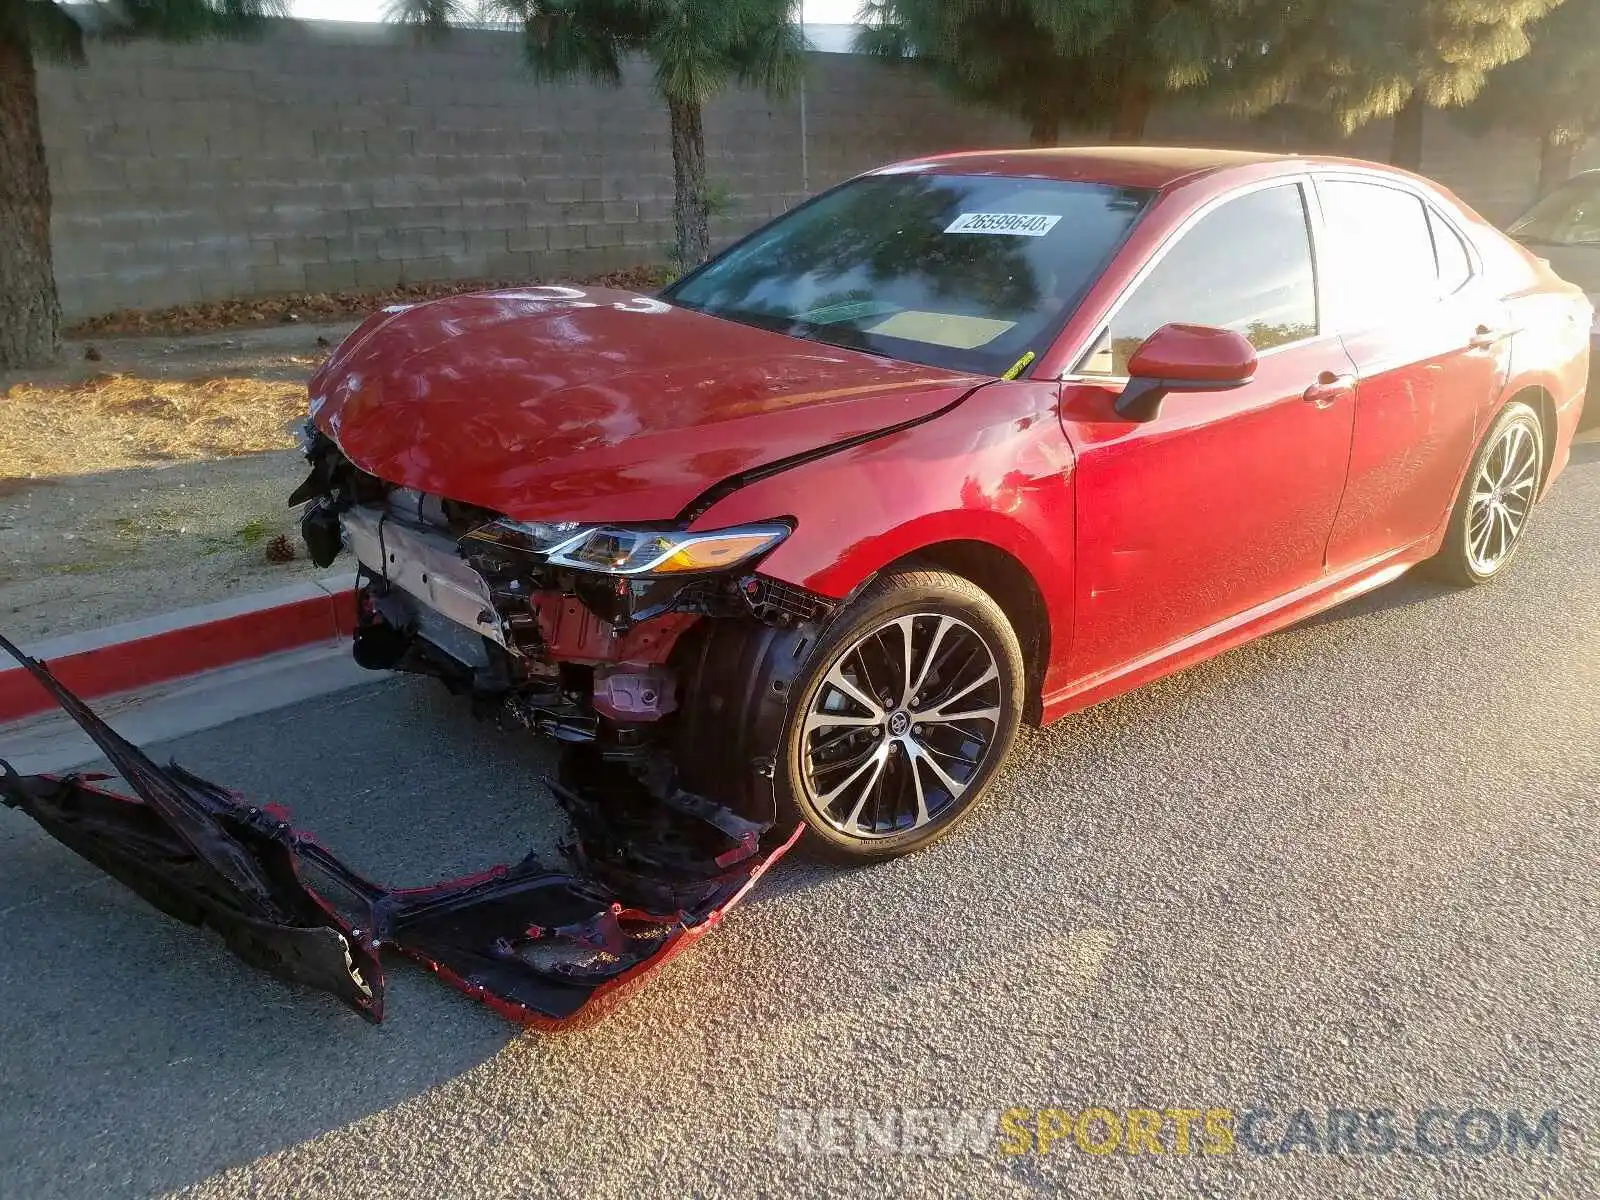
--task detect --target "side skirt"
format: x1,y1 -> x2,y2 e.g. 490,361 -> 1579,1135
1039,544 -> 1430,726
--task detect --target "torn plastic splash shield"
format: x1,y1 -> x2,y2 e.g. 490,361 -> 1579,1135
0,635 -> 799,1028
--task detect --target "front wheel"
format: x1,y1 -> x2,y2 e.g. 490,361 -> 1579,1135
1430,401 -> 1544,587
776,568 -> 1026,862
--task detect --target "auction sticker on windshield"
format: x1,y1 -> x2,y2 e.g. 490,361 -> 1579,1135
943,212 -> 1063,236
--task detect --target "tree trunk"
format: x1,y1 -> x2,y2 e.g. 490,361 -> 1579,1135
1538,132 -> 1579,197
1108,81 -> 1151,143
0,24 -> 61,369
1028,113 -> 1061,148
667,94 -> 710,271
1389,92 -> 1426,172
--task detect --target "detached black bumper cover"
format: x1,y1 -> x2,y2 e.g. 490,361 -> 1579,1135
0,636 -> 797,1028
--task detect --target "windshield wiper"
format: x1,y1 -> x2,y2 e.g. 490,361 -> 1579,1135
703,307 -> 899,359
703,307 -> 813,341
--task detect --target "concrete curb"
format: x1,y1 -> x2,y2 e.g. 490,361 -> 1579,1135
0,576 -> 358,723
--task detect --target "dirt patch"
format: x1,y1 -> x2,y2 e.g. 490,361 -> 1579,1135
0,323 -> 363,643
64,265 -> 675,339
3,374 -> 308,481
0,449 -> 347,643
0,478 -> 57,499
2,264 -> 673,643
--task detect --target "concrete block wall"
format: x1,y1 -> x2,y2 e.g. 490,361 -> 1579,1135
36,21 -> 1022,320
35,18 -> 1582,320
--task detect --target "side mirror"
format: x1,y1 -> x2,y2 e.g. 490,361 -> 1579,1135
1115,323 -> 1258,422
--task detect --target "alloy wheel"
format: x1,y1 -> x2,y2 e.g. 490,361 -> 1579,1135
799,613 -> 1003,839
1466,421 -> 1540,575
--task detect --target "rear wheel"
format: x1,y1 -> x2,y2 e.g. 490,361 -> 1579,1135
776,568 -> 1025,862
1431,401 -> 1544,587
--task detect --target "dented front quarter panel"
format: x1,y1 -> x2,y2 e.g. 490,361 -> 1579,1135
691,379 -> 1079,695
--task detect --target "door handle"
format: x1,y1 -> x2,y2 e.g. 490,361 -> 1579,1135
1303,372 -> 1356,409
1469,325 -> 1514,349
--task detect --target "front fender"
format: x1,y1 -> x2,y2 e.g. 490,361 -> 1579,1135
691,379 -> 1077,690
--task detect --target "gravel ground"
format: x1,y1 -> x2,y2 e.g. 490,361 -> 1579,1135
0,441 -> 1595,1199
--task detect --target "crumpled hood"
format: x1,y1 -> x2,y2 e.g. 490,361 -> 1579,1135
309,287 -> 987,523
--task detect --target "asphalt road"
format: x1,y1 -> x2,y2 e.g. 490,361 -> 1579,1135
3,440 -> 1597,1199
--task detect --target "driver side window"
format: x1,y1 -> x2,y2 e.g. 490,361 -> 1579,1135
1078,183 -> 1320,376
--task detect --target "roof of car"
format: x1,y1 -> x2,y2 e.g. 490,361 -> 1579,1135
877,146 -> 1331,190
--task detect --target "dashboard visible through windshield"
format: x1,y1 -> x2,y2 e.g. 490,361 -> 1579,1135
1509,175 -> 1600,247
664,172 -> 1154,376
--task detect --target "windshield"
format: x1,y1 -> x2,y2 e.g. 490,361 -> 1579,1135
664,172 -> 1154,375
1509,176 -> 1600,246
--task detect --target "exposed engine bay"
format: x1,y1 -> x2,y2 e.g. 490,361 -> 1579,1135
0,425 -> 839,1026
292,423 -> 834,772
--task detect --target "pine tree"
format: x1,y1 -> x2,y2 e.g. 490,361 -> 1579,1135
1459,0 -> 1600,193
0,0 -> 283,368
1217,0 -> 1564,170
856,0 -> 1223,145
398,0 -> 804,271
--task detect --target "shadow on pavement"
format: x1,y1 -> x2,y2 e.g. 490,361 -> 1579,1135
1289,570 -> 1458,630
0,674 -> 826,1197
1287,442 -> 1597,633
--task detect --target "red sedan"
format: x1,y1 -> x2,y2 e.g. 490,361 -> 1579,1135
298,146 -> 1589,863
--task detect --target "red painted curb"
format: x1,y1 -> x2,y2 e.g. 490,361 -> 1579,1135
0,587 -> 357,724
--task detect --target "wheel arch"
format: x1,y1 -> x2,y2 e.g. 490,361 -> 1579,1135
878,540 -> 1051,725
1503,382 -> 1559,492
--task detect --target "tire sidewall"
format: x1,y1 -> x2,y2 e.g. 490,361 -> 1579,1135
776,570 -> 1025,861
1444,401 -> 1544,585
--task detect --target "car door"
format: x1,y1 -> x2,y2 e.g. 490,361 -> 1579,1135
1317,177 -> 1512,569
1060,179 -> 1360,680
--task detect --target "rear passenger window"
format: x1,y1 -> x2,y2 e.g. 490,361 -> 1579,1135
1430,209 -> 1474,295
1319,180 -> 1440,326
1078,183 -> 1319,376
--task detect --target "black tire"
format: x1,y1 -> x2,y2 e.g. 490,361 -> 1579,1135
773,567 -> 1025,863
1429,401 -> 1545,588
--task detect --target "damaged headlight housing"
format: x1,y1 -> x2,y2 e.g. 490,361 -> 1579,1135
467,518 -> 586,554
291,415 -> 319,455
468,519 -> 791,576
546,523 -> 791,576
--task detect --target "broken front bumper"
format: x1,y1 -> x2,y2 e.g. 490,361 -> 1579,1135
0,635 -> 798,1028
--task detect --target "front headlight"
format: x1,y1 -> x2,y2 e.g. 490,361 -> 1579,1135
463,518 -> 791,577
544,523 -> 791,576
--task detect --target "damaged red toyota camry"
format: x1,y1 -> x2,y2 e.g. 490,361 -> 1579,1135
2,147 -> 1589,1028
298,146 -> 1587,856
